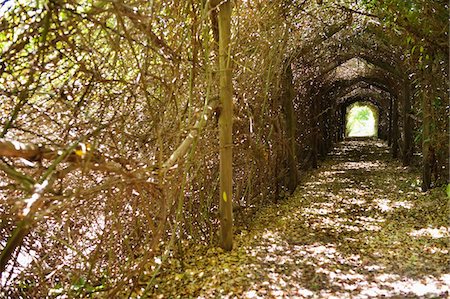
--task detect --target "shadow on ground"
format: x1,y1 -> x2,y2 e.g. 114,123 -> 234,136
140,140 -> 449,298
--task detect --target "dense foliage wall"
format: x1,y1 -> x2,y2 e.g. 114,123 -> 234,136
0,1 -> 297,296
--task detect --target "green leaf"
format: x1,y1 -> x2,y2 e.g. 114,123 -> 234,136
71,277 -> 86,291
41,10 -> 51,45
433,96 -> 442,108
446,184 -> 450,198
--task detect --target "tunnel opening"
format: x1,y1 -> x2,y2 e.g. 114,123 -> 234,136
345,101 -> 378,138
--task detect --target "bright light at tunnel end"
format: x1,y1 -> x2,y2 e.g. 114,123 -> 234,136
345,102 -> 378,138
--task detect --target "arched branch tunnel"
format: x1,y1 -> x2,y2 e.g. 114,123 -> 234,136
0,1 -> 448,292
279,23 -> 447,193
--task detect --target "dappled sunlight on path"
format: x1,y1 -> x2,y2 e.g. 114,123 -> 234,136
142,140 -> 449,298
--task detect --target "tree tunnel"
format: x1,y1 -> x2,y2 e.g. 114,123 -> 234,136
0,1 -> 448,294
279,18 -> 446,194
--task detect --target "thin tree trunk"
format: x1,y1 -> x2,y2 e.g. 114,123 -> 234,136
338,107 -> 345,141
215,0 -> 233,251
281,64 -> 299,191
391,96 -> 399,158
310,90 -> 318,168
421,71 -> 432,191
388,97 -> 393,146
402,79 -> 413,165
337,110 -> 341,141
0,217 -> 32,275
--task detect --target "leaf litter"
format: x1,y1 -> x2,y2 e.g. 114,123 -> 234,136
137,140 -> 449,298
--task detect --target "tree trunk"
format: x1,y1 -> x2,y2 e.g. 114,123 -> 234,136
391,96 -> 399,158
311,128 -> 318,168
281,64 -> 299,191
1,212 -> 33,275
311,98 -> 318,169
402,79 -> 413,165
338,108 -> 343,141
388,97 -> 393,146
421,71 -> 432,191
215,0 -> 233,251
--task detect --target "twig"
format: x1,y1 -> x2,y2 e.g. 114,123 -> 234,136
335,4 -> 379,19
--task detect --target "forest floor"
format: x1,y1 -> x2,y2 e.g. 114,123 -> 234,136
140,140 -> 449,298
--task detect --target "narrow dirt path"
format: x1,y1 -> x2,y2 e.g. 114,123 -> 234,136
143,140 -> 449,298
